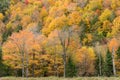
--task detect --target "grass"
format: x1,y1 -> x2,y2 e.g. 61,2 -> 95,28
0,77 -> 120,80
1,77 -> 120,80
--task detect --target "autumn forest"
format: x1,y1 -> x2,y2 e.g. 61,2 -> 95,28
1,0 -> 120,78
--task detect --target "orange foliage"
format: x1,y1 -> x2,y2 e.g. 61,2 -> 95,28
108,38 -> 119,52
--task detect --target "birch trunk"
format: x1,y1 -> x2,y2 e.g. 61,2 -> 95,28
112,48 -> 116,76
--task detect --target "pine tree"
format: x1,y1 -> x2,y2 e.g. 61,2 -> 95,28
0,46 -> 4,76
2,27 -> 13,42
104,49 -> 113,77
0,0 -> 9,14
0,47 -> 2,61
14,25 -> 22,32
66,56 -> 77,77
0,46 -> 12,77
0,46 -> 6,76
116,47 -> 120,59
116,47 -> 120,75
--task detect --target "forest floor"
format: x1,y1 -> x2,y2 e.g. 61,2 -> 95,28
0,77 -> 120,80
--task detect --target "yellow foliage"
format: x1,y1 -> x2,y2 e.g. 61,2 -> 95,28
23,5 -> 36,15
0,21 -> 5,33
88,47 -> 96,59
48,0 -> 55,6
111,0 -> 117,10
42,28 -> 51,36
111,16 -> 120,36
99,9 -> 112,22
111,0 -> 120,10
0,35 -> 2,43
101,20 -> 112,37
0,13 -> 4,20
85,0 -> 102,11
44,15 -> 68,35
83,38 -> 87,45
26,22 -> 37,29
6,22 -> 12,29
86,33 -> 93,42
55,0 -> 63,6
49,7 -> 58,17
40,7 -> 48,18
103,20 -> 111,30
44,16 -> 54,28
68,11 -> 81,25
75,46 -> 95,63
3,0 -> 120,76
21,15 -> 32,27
75,46 -> 96,75
29,0 -> 42,6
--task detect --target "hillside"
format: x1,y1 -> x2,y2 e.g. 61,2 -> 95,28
0,0 -> 120,77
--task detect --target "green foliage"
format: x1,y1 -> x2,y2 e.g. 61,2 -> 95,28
0,46 -> 10,77
0,47 -> 5,77
2,25 -> 21,43
109,11 -> 116,22
95,53 -> 104,76
37,22 -> 43,33
90,15 -> 98,25
66,56 -> 77,77
0,0 -> 9,14
104,49 -> 113,77
116,47 -> 120,59
86,0 -> 102,11
2,28 -> 13,42
0,47 -> 2,61
14,25 -> 22,32
116,47 -> 120,76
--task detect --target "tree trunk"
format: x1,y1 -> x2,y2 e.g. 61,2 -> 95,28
26,66 -> 28,77
57,28 -> 71,78
53,55 -> 56,76
112,48 -> 116,76
26,53 -> 29,77
21,52 -> 25,77
82,53 -> 87,76
32,53 -> 35,77
22,57 -> 25,77
56,64 -> 59,77
99,53 -> 102,76
63,51 -> 66,78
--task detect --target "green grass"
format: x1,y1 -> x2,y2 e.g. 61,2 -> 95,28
1,77 -> 120,80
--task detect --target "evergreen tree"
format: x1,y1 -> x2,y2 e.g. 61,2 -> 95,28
0,46 -> 12,77
14,25 -> 22,32
0,0 -> 9,14
0,46 -> 4,76
116,47 -> 120,75
116,47 -> 120,59
2,27 -> 13,43
0,47 -> 2,61
104,49 -> 113,77
0,47 -> 6,76
66,56 -> 77,77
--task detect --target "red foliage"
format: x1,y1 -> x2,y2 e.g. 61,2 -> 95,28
25,0 -> 29,5
42,6 -> 46,9
95,9 -> 101,15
